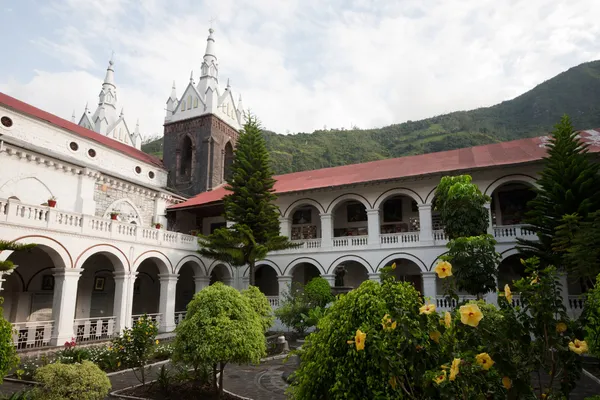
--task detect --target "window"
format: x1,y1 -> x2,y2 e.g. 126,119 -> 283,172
135,166 -> 142,174
179,136 -> 193,177
0,116 -> 13,128
148,171 -> 155,179
69,142 -> 79,151
223,142 -> 234,181
193,97 -> 199,108
187,96 -> 192,110
181,100 -> 186,111
88,149 -> 97,158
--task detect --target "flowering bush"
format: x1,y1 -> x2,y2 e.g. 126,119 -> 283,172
111,314 -> 158,384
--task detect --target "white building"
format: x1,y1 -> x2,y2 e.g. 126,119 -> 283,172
0,28 -> 596,351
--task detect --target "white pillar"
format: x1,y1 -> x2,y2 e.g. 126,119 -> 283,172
0,269 -> 14,292
320,213 -> 333,248
279,217 -> 291,239
194,276 -> 210,293
484,202 -> 494,235
422,272 -> 437,304
51,268 -> 82,346
158,273 -> 178,333
242,276 -> 250,290
492,192 -> 502,226
277,275 -> 292,300
113,271 -> 133,333
558,272 -> 570,311
322,274 -> 336,287
124,272 -> 137,329
367,209 -> 380,245
368,272 -> 381,283
75,168 -> 97,215
418,204 -> 434,245
484,275 -> 499,307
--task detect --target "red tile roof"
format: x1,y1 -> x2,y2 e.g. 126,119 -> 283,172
169,130 -> 600,210
0,92 -> 164,168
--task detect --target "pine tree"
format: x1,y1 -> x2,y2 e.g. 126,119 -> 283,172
0,240 -> 35,271
198,115 -> 298,285
518,115 -> 600,267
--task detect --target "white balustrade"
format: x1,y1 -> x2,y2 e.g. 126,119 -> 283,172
0,198 -> 197,250
174,311 -> 187,326
435,295 -> 477,312
568,295 -> 585,319
290,239 -> 322,250
12,321 -> 54,350
511,294 -> 524,308
433,230 -> 448,242
73,316 -> 117,343
493,224 -> 537,241
380,232 -> 420,246
131,313 -> 162,327
333,235 -> 368,248
266,296 -> 280,308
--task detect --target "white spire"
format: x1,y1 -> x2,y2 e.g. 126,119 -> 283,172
226,78 -> 230,90
103,56 -> 116,88
120,107 -> 125,117
197,28 -> 219,95
84,102 -> 89,112
170,81 -> 177,101
71,110 -> 76,122
190,70 -> 194,84
204,28 -> 216,62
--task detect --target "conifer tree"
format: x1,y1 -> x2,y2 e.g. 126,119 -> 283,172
0,240 -> 35,271
198,115 -> 297,285
518,115 -> 600,267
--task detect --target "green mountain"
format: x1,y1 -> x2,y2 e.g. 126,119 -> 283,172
142,60 -> 600,175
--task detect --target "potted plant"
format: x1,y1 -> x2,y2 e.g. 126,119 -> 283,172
110,212 -> 119,220
155,223 -> 162,229
48,196 -> 57,208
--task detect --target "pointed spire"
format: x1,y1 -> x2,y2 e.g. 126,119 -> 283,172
226,78 -> 231,90
71,110 -> 76,122
205,28 -> 216,59
190,70 -> 194,84
237,94 -> 244,113
84,102 -> 89,112
170,81 -> 177,100
135,118 -> 140,134
120,107 -> 125,117
103,55 -> 115,87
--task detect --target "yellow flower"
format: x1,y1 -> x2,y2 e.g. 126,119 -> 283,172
419,303 -> 436,315
556,322 -> 567,333
449,358 -> 461,381
459,303 -> 484,327
389,376 -> 397,389
444,311 -> 452,328
504,284 -> 512,303
381,314 -> 397,331
530,276 -> 539,285
568,339 -> 588,355
117,361 -> 121,367
433,370 -> 447,385
391,262 -> 396,270
155,339 -> 159,345
502,376 -> 512,390
434,261 -> 452,278
429,331 -> 441,343
347,329 -> 367,351
475,353 -> 494,370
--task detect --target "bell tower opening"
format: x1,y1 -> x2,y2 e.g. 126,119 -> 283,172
179,136 -> 193,178
224,141 -> 234,181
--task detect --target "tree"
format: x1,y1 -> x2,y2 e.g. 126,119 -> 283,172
0,240 -> 36,271
518,115 -> 600,267
198,115 -> 298,285
172,283 -> 265,397
241,285 -> 275,333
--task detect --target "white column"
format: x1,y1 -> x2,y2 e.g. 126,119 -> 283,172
242,276 -> 250,290
277,275 -> 292,300
124,272 -> 137,329
194,276 -> 210,293
418,204 -> 434,245
113,271 -> 133,333
492,192 -> 502,226
158,273 -> 178,333
279,217 -> 291,239
322,274 -> 336,287
558,272 -> 570,311
367,209 -> 380,245
51,268 -> 82,346
320,213 -> 333,248
484,202 -> 494,235
484,275 -> 499,307
368,272 -> 381,283
0,269 -> 14,292
75,168 -> 97,215
422,272 -> 437,304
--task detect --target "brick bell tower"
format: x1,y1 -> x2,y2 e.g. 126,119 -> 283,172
163,28 -> 244,196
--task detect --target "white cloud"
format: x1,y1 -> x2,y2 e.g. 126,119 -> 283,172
3,0 -> 600,137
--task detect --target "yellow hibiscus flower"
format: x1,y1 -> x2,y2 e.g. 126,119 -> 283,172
444,311 -> 452,328
347,329 -> 367,351
504,284 -> 512,303
391,262 -> 396,270
155,339 -> 160,345
429,331 -> 441,343
381,314 -> 397,331
434,261 -> 452,278
459,303 -> 484,327
475,353 -> 494,370
502,376 -> 512,390
449,358 -> 461,381
419,304 -> 436,315
556,322 -> 567,333
433,370 -> 447,385
568,339 -> 588,355
389,376 -> 397,389
530,276 -> 539,285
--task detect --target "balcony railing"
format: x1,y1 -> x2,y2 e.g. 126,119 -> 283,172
131,313 -> 162,327
0,198 -> 197,250
493,224 -> 536,241
174,311 -> 187,326
333,235 -> 368,248
290,238 -> 322,249
73,316 -> 117,343
12,321 -> 54,350
435,295 -> 477,312
380,232 -> 419,246
266,296 -> 280,308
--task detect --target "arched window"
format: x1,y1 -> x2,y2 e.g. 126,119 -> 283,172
180,100 -> 186,111
193,97 -> 199,108
187,96 -> 192,110
223,142 -> 234,181
180,136 -> 193,178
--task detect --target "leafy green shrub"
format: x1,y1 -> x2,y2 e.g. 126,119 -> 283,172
304,277 -> 334,307
31,361 -> 111,400
0,300 -> 18,382
111,314 -> 158,384
276,277 -> 334,334
242,285 -> 275,332
173,282 -> 265,397
585,273 -> 600,357
152,342 -> 174,361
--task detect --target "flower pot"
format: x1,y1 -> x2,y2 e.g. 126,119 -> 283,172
48,200 -> 56,208
155,224 -> 161,229
110,214 -> 118,220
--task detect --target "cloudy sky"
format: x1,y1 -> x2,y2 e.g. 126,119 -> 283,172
1,0 -> 599,138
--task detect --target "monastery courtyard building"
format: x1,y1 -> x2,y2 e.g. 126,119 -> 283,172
0,29 -> 598,350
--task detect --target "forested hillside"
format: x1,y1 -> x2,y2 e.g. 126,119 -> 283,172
142,60 -> 600,175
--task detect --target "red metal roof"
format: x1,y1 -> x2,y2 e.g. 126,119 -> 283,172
0,92 -> 164,168
170,130 -> 600,210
